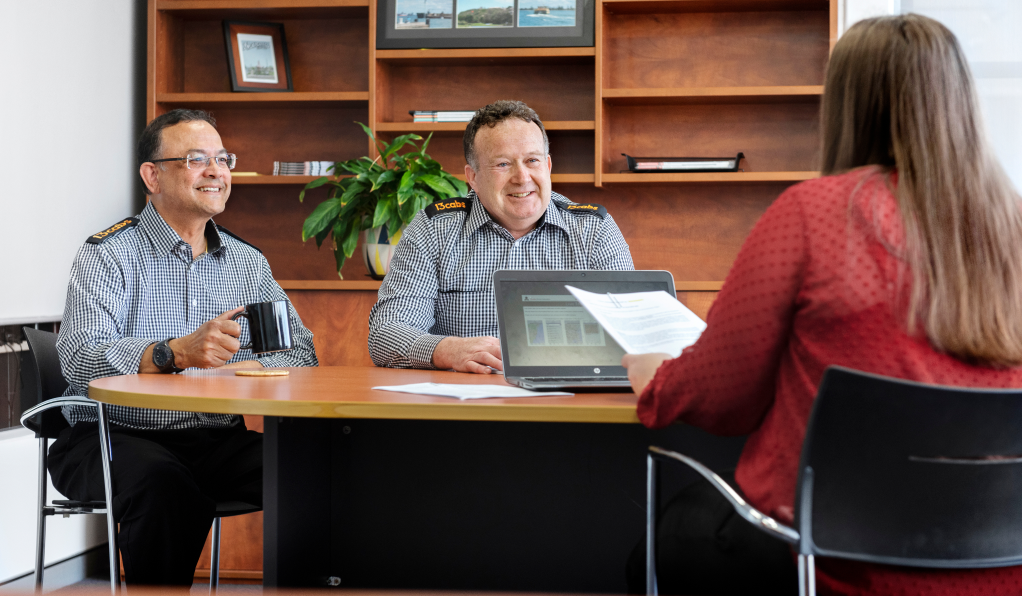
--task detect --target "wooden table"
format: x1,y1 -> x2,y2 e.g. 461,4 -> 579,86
89,366 -> 642,423
90,367 -> 744,592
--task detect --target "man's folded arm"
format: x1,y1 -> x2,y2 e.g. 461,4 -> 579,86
57,245 -> 151,396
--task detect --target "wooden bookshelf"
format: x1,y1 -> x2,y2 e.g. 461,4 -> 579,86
156,92 -> 369,107
147,0 -> 836,580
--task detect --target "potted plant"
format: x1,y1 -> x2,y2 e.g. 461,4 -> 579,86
299,123 -> 468,279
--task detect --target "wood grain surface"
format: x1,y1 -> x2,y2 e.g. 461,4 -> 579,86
89,367 -> 643,423
602,10 -> 828,89
602,101 -> 821,174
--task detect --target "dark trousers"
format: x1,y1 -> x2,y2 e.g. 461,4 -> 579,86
626,471 -> 798,595
47,421 -> 262,587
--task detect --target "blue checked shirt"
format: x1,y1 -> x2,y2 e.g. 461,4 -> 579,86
58,201 -> 318,430
368,191 -> 634,368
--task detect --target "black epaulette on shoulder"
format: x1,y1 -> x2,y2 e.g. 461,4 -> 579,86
86,217 -> 138,244
217,225 -> 262,253
424,197 -> 470,218
558,201 -> 607,219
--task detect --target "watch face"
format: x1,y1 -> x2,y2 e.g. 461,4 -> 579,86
154,342 -> 172,368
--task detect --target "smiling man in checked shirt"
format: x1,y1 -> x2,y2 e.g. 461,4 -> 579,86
48,109 -> 318,587
368,100 -> 634,374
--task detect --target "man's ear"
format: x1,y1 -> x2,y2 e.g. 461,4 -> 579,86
464,163 -> 477,191
139,162 -> 160,195
546,154 -> 552,172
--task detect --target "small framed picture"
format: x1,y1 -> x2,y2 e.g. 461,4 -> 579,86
223,21 -> 293,93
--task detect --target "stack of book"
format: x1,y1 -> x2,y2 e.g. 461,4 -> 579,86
410,110 -> 476,123
273,161 -> 336,176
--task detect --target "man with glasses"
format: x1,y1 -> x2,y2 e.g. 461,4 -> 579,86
49,109 -> 318,586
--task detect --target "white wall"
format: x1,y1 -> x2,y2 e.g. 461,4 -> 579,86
0,428 -> 107,584
841,0 -> 1022,191
0,0 -> 143,326
0,0 -> 143,583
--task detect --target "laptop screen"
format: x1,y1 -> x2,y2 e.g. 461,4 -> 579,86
494,271 -> 675,375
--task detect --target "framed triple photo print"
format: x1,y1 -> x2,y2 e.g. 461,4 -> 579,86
223,21 -> 293,92
376,0 -> 593,49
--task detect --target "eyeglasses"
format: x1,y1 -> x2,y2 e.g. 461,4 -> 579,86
151,153 -> 237,170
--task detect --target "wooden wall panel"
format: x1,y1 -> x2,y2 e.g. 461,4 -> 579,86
603,10 -> 829,89
678,290 -> 718,322
211,106 -> 370,176
602,102 -> 820,173
288,291 -> 378,367
376,62 -> 595,123
179,18 -> 369,93
376,130 -> 595,176
213,185 -> 370,281
552,182 -> 786,280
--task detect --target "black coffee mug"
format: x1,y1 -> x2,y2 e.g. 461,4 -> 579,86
231,300 -> 293,354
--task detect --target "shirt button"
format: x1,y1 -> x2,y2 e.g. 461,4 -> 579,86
192,300 -> 197,306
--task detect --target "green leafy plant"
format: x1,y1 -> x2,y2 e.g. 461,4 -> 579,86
299,123 -> 468,278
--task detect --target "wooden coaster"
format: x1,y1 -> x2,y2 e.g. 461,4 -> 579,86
235,369 -> 290,377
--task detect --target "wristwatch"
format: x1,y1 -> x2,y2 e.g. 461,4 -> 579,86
152,339 -> 184,373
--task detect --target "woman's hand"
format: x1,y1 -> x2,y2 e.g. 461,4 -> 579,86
621,352 -> 673,396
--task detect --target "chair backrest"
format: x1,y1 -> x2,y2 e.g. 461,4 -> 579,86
795,366 -> 1022,569
20,327 -> 71,438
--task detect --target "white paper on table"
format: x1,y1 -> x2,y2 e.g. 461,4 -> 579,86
564,286 -> 707,357
372,382 -> 574,400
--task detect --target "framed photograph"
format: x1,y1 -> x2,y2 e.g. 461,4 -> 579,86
378,0 -> 593,49
223,21 -> 293,92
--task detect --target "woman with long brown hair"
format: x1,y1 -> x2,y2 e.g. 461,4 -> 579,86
624,13 -> 1022,595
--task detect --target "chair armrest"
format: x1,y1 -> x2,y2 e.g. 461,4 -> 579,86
20,396 -> 96,436
649,445 -> 800,545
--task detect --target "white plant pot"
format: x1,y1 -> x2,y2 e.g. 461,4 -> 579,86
361,223 -> 406,280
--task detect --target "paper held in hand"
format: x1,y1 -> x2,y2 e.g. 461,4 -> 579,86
564,286 -> 707,357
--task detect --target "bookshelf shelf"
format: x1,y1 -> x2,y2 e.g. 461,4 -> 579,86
602,86 -> 823,105
157,92 -> 370,107
445,173 -> 596,184
155,0 -> 369,18
601,0 -> 828,14
375,47 -> 595,67
232,176 -> 322,185
375,121 -> 596,132
601,171 -> 818,183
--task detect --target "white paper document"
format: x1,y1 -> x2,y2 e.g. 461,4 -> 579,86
372,382 -> 574,400
564,286 -> 707,357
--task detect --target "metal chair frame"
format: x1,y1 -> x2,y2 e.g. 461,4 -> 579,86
19,328 -> 258,595
646,366 -> 1022,596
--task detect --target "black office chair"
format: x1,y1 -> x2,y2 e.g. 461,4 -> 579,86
645,366 -> 1022,596
19,327 -> 260,595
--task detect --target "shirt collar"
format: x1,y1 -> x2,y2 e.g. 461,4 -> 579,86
461,190 -> 571,240
139,201 -> 224,259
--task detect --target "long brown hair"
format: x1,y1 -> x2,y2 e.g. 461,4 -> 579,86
821,14 -> 1022,367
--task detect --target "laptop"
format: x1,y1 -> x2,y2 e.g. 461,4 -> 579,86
493,270 -> 676,390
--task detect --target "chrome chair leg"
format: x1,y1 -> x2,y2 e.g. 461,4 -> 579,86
35,437 -> 48,593
646,453 -> 659,596
97,404 -> 119,594
798,554 -> 816,596
210,517 -> 222,595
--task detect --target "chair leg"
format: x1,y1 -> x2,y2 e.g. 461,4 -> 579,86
209,517 -> 222,595
798,554 -> 816,596
646,454 -> 659,596
97,404 -> 119,594
35,437 -> 48,593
